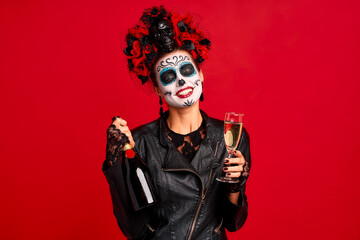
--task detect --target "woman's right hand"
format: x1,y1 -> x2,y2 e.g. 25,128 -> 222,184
106,116 -> 135,166
110,116 -> 135,147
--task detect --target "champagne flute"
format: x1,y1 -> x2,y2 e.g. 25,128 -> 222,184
216,112 -> 244,183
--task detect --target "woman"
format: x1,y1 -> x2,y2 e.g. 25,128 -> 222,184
103,6 -> 251,240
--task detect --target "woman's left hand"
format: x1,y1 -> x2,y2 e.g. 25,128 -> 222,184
223,150 -> 249,178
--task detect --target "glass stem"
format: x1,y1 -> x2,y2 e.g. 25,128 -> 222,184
225,151 -> 232,179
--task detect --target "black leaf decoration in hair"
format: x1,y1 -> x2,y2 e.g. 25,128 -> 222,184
199,38 -> 211,46
182,40 -> 195,50
197,56 -> 205,63
127,59 -> 134,69
177,21 -> 187,32
139,75 -> 148,84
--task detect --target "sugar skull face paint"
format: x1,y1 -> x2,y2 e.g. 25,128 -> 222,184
154,50 -> 203,108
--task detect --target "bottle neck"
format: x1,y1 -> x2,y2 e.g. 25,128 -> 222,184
123,143 -> 135,159
123,143 -> 133,151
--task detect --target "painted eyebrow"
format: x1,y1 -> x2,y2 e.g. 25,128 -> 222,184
179,61 -> 195,69
157,55 -> 190,72
160,66 -> 174,76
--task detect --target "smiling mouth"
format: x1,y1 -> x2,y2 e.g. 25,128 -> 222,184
176,87 -> 193,99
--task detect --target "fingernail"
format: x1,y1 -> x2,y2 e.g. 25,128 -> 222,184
224,160 -> 229,163
226,173 -> 231,176
223,167 -> 228,170
112,116 -> 119,121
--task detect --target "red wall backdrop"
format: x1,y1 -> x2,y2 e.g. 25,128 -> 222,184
1,0 -> 359,239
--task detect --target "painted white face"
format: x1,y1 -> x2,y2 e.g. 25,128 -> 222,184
154,50 -> 202,108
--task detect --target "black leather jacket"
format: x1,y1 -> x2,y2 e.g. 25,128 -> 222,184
103,111 -> 251,240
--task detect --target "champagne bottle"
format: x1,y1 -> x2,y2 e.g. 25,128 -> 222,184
122,143 -> 158,211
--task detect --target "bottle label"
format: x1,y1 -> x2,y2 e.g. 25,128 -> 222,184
136,168 -> 154,204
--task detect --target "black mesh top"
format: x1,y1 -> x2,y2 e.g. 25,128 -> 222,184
165,119 -> 206,162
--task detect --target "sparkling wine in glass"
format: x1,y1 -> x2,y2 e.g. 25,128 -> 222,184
216,112 -> 244,183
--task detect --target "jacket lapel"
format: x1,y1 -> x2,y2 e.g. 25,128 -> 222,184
191,111 -> 222,173
162,144 -> 196,172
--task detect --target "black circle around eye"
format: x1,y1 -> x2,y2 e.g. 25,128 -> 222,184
180,63 -> 195,77
160,69 -> 177,85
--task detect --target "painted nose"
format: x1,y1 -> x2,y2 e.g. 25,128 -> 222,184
178,79 -> 185,86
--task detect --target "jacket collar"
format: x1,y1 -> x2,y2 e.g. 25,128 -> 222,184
159,110 -> 222,173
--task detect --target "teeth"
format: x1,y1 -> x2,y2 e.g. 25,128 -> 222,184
178,89 -> 192,96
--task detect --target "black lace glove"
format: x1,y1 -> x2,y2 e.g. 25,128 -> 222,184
106,124 -> 129,167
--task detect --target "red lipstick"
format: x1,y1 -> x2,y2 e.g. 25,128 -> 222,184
176,87 -> 193,99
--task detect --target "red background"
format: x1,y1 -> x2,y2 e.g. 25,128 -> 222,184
1,0 -> 360,239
